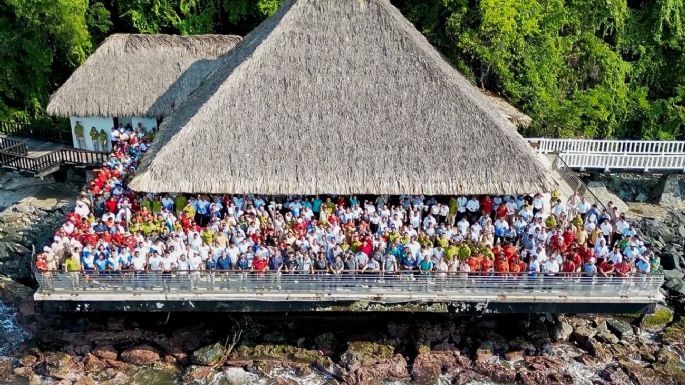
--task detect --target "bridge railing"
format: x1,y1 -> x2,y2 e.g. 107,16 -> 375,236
560,153 -> 685,172
527,138 -> 685,155
0,147 -> 109,175
35,271 -> 664,301
0,121 -> 72,145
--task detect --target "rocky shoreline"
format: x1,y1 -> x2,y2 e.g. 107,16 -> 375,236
0,308 -> 684,385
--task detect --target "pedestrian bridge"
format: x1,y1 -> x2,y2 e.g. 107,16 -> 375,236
527,138 -> 685,173
33,271 -> 664,314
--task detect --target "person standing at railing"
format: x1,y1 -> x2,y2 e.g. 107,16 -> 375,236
64,252 -> 81,290
99,128 -> 109,152
188,252 -> 203,291
89,127 -> 100,152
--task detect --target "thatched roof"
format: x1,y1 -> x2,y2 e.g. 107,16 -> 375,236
130,0 -> 554,196
46,34 -> 242,118
481,90 -> 533,128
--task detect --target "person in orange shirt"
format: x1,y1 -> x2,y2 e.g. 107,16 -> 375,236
495,255 -> 509,275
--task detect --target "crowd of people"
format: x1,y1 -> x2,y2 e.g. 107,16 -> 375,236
34,125 -> 662,291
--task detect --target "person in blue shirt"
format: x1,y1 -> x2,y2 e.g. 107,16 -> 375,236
94,253 -> 108,272
402,252 -> 417,272
236,254 -> 250,291
312,196 -> 322,215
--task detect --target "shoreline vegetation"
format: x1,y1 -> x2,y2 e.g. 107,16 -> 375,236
3,0 -> 684,139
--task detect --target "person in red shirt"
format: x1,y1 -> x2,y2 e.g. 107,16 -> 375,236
495,256 -> 509,275
105,197 -> 118,213
562,228 -> 576,249
614,260 -> 633,278
251,255 -> 269,273
598,260 -> 615,277
561,255 -> 576,274
481,196 -> 493,218
481,256 -> 494,274
503,243 -> 517,262
495,203 -> 508,220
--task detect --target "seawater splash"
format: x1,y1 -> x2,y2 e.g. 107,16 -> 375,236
0,301 -> 29,356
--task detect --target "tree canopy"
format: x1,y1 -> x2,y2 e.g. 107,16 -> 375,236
1,0 -> 683,139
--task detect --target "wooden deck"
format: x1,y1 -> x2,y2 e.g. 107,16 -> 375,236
0,135 -> 108,177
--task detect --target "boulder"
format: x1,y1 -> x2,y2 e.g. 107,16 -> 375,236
92,344 -> 118,361
411,351 -> 465,384
572,325 -> 597,350
640,305 -> 674,332
191,343 -> 226,366
552,321 -> 574,342
342,354 -> 409,385
314,333 -> 336,354
411,353 -> 441,385
598,364 -> 632,385
660,254 -> 681,271
475,341 -> 493,363
182,366 -> 215,383
120,345 -> 160,365
83,353 -> 107,373
504,350 -> 524,363
73,378 -> 96,385
44,351 -> 83,381
13,367 -> 34,378
20,355 -> 37,367
606,319 -> 634,340
339,341 -> 395,370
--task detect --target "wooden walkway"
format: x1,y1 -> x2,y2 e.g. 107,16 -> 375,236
0,135 -> 108,177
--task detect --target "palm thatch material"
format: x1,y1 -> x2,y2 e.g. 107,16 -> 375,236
130,0 -> 555,196
46,34 -> 242,118
481,90 -> 533,128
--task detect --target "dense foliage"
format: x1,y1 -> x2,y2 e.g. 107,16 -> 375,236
1,0 -> 683,139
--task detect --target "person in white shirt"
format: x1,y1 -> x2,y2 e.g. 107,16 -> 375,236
438,204 -> 449,225
533,194 -> 545,215
456,196 -> 467,219
457,217 -> 470,235
465,197 -> 480,222
188,253 -> 203,290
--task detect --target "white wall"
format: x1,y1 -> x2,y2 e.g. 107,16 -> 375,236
119,117 -> 133,128
131,117 -> 158,132
69,117 -> 113,151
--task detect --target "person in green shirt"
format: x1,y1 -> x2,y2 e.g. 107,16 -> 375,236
151,196 -> 162,214
90,127 -> 100,151
201,228 -> 214,245
448,197 -> 458,226
99,129 -> 109,152
175,194 -> 187,216
74,121 -> 85,149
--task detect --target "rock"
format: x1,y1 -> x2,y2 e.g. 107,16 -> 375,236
661,254 -> 681,271
13,367 -> 34,378
120,345 -> 160,365
411,353 -> 441,385
92,344 -> 118,361
598,364 -> 632,385
474,362 -> 518,384
596,330 -> 620,345
314,333 -> 336,354
73,378 -> 96,385
182,365 -> 215,383
339,341 -> 395,370
191,343 -> 226,366
552,321 -> 574,342
83,353 -> 106,373
519,356 -> 574,385
20,355 -> 38,367
504,350 -> 524,363
475,341 -> 494,362
572,325 -> 597,350
105,359 -> 127,370
606,319 -> 634,340
640,305 -> 674,332
342,354 -> 409,385
452,369 -> 488,385
233,344 -> 332,368
44,351 -> 82,380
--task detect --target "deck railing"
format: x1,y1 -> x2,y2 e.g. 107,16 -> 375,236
559,153 -> 685,172
0,147 -> 109,175
35,271 -> 664,301
527,138 -> 685,155
0,121 -> 72,145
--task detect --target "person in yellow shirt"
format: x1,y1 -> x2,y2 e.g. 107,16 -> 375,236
64,252 -> 81,290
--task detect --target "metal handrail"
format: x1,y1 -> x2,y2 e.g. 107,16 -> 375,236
0,147 -> 108,174
550,154 -> 606,211
527,138 -> 685,155
35,270 -> 664,299
0,120 -> 71,145
559,153 -> 685,172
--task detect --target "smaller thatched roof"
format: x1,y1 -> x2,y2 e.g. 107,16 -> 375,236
47,34 -> 241,118
481,90 -> 532,128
